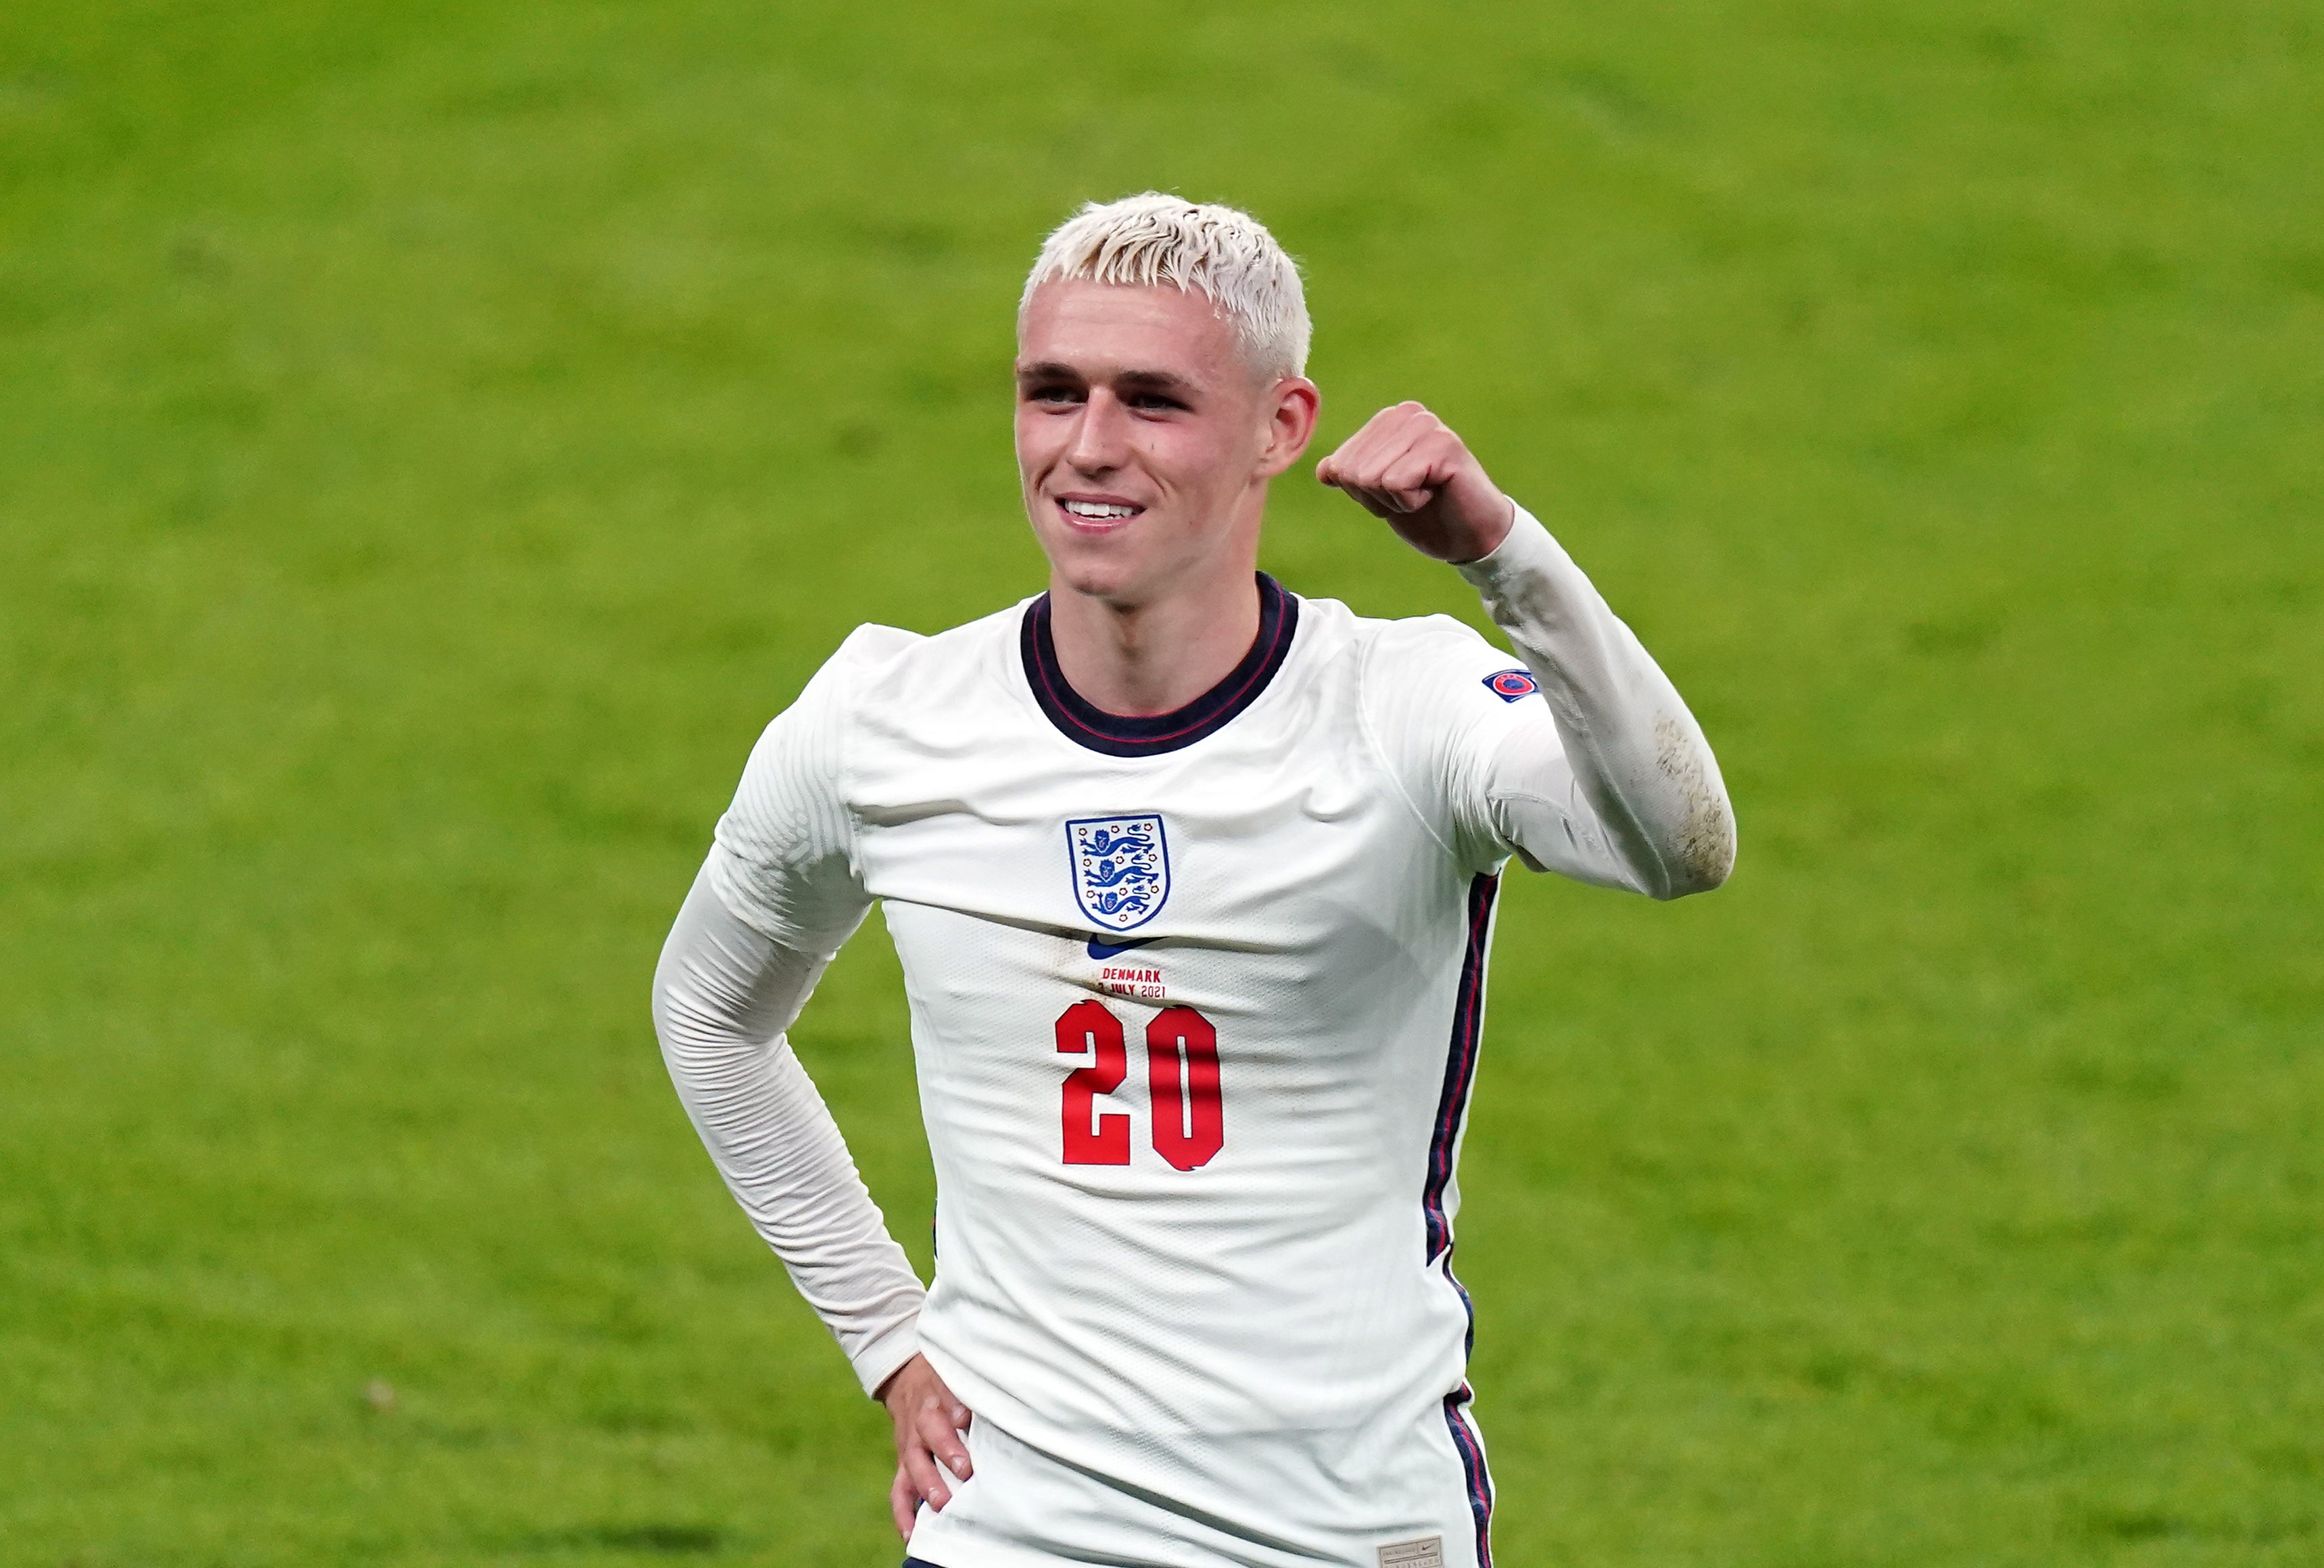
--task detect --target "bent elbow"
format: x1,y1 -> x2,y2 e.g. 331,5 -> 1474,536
1649,861 -> 1730,900
1649,799 -> 1736,901
649,942 -> 678,1035
649,945 -> 700,1054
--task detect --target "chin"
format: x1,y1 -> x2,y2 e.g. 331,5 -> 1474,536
1051,558 -> 1146,604
1034,529 -> 1145,602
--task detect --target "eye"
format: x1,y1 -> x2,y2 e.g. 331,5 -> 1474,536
1024,383 -> 1083,406
1129,393 -> 1185,412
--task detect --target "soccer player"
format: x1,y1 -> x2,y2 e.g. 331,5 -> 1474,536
653,193 -> 1733,1568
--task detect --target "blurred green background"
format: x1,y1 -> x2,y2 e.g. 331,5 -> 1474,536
3,1 -> 2319,1563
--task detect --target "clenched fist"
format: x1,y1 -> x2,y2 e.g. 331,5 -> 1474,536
1316,402 -> 1516,564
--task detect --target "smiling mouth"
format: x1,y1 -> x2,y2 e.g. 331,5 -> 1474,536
1056,497 -> 1145,523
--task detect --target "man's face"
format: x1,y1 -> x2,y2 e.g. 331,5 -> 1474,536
1016,280 -> 1316,605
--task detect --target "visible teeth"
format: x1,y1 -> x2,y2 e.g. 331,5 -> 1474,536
1062,500 -> 1138,519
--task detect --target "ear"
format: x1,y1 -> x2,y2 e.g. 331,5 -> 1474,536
1255,377 -> 1321,479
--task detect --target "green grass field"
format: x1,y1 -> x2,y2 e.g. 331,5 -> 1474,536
4,1 -> 2320,1563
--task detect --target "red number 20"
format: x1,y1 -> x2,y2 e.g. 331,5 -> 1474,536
1056,1001 -> 1223,1171
1055,1001 -> 1131,1166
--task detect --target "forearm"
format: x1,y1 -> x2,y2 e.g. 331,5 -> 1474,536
1459,507 -> 1735,897
653,862 -> 926,1394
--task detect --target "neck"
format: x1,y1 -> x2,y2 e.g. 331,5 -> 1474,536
1046,554 -> 1263,717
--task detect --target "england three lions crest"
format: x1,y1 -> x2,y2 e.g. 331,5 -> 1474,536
1068,814 -> 1169,932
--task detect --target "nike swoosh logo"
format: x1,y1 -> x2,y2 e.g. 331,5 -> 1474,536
1087,935 -> 1157,960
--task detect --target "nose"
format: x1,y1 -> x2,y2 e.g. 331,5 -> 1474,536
1065,387 -> 1131,474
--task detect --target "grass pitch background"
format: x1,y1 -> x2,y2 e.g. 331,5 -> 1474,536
3,1 -> 2320,1563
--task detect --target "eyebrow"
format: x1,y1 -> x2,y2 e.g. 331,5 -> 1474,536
1016,362 -> 1200,397
1115,369 -> 1197,395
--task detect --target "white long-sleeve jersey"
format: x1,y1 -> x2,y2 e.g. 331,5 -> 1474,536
652,508 -> 1733,1568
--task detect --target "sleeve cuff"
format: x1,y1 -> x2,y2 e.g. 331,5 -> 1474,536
849,1310 -> 923,1400
1453,503 -> 1571,587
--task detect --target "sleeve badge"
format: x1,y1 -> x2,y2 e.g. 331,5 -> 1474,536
1483,668 -> 1538,701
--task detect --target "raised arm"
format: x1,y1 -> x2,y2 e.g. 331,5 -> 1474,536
1456,510 -> 1734,897
1320,402 -> 1735,898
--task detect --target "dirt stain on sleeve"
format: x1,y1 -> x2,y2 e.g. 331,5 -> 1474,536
1655,714 -> 1736,893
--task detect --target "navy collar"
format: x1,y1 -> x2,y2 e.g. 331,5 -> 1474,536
1020,574 -> 1299,758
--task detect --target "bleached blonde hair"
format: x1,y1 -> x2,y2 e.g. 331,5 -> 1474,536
1020,193 -> 1310,380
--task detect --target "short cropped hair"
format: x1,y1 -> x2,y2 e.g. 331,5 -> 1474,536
1020,193 -> 1310,381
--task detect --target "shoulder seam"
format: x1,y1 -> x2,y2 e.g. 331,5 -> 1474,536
1352,622 -> 1460,862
